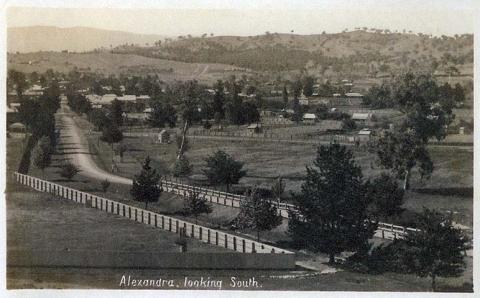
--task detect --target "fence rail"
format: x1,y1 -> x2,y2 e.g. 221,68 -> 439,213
13,172 -> 293,255
160,176 -> 419,240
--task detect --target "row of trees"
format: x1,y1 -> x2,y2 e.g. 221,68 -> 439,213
288,143 -> 470,291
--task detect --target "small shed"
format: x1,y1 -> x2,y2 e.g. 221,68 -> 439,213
247,123 -> 262,134
302,113 -> 317,123
352,113 -> 371,123
158,129 -> 170,143
9,122 -> 26,133
357,128 -> 372,142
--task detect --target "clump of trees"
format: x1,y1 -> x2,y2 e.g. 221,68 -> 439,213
130,156 -> 162,209
376,72 -> 459,190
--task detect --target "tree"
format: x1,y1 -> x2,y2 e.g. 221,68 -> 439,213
101,124 -> 123,153
365,173 -> 404,221
116,143 -> 128,162
101,179 -> 111,193
110,98 -> 123,127
282,84 -> 289,108
202,150 -> 246,192
302,76 -> 315,96
59,162 -> 80,181
288,143 -> 376,263
173,155 -> 192,177
377,72 -> 453,190
148,101 -> 177,128
377,129 -> 433,190
130,156 -> 162,209
32,137 -> 52,177
183,188 -> 212,223
88,109 -> 110,131
242,102 -> 260,124
291,97 -> 302,123
271,176 -> 285,202
235,187 -> 282,241
8,69 -> 28,98
405,208 -> 471,291
212,80 -> 225,120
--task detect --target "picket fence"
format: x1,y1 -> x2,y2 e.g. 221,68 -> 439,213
13,172 -> 293,255
160,176 -> 419,240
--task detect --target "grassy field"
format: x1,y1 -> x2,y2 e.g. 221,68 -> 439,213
7,129 -> 473,291
8,260 -> 472,291
76,114 -> 473,229
8,52 -> 251,85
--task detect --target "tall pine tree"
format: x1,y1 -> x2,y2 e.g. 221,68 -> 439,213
289,143 -> 376,263
130,156 -> 162,209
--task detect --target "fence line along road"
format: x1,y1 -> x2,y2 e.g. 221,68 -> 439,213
13,172 -> 293,255
160,176 -> 419,240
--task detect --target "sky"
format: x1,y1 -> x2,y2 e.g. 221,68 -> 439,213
5,0 -> 476,36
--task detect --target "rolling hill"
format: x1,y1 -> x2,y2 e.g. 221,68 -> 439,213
7,26 -> 167,53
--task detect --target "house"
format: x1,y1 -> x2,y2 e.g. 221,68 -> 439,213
143,107 -> 153,119
299,99 -> 309,106
318,120 -> 344,133
100,94 -> 117,105
23,84 -> 44,96
357,128 -> 372,142
351,113 -> 371,123
158,130 -> 170,143
117,95 -> 136,102
302,113 -> 317,123
247,123 -> 262,134
345,92 -> 363,98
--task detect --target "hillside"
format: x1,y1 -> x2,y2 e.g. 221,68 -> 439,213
7,26 -> 167,53
112,31 -> 473,75
7,52 -> 251,84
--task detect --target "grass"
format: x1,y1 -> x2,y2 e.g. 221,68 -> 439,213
7,128 -> 473,292
78,119 -> 473,229
7,261 -> 472,291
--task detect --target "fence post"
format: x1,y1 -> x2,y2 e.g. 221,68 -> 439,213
215,232 -> 219,245
242,239 -> 246,253
225,235 -> 228,248
207,229 -> 210,243
191,225 -> 194,237
252,242 -> 256,253
175,220 -> 179,233
233,237 -> 237,251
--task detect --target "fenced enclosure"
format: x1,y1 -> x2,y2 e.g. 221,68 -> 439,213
12,172 -> 294,256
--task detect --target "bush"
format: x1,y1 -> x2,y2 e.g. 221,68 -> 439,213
59,162 -> 80,181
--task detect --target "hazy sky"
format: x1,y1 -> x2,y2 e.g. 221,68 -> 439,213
6,0 -> 475,36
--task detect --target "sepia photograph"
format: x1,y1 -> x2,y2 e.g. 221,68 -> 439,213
3,0 -> 476,294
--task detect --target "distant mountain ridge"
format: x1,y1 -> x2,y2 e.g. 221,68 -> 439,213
8,26 -> 167,53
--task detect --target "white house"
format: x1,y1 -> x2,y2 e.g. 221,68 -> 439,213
352,113 -> 371,122
302,113 -> 317,123
357,128 -> 372,141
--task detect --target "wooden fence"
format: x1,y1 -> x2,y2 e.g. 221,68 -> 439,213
160,176 -> 419,240
13,172 -> 293,255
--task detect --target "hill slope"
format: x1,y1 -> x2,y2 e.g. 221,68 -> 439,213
8,26 -> 166,53
112,31 -> 473,73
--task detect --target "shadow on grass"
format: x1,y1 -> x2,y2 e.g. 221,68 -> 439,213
412,187 -> 473,198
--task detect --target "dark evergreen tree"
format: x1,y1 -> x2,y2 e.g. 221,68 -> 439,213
235,188 -> 282,241
405,208 -> 471,291
130,156 -> 162,209
289,143 -> 376,263
203,150 -> 246,192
